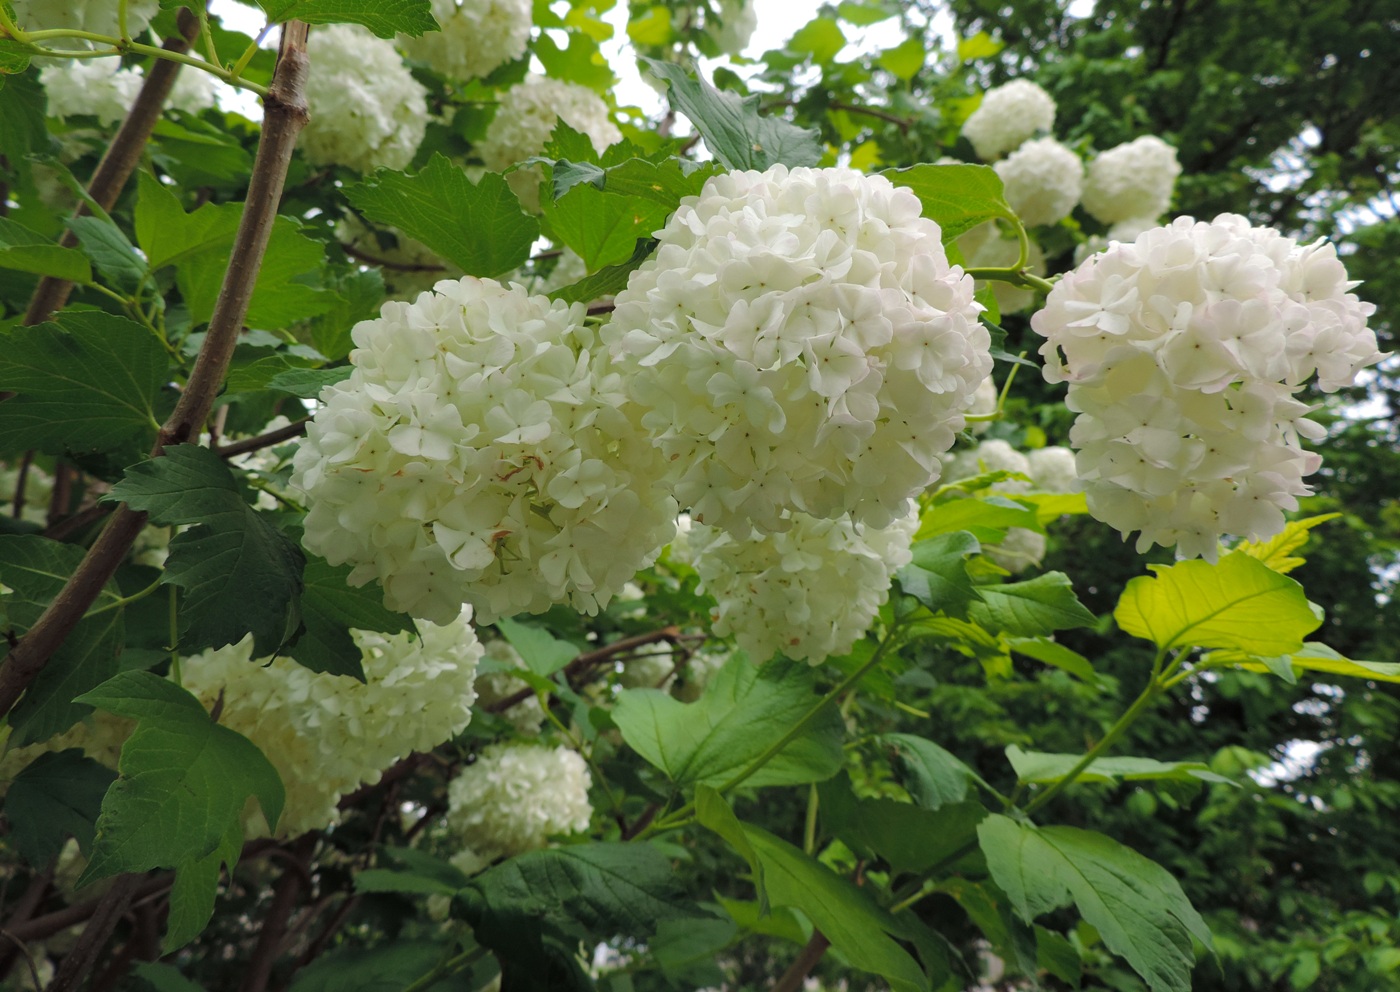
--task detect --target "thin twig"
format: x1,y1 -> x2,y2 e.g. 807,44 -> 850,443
44,874 -> 143,992
339,242 -> 446,273
216,418 -> 311,458
0,21 -> 313,720
772,931 -> 830,992
484,627 -> 684,714
7,876 -> 171,945
239,836 -> 316,992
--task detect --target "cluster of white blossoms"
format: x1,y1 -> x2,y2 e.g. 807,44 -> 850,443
291,277 -> 677,625
400,0 -> 532,81
961,79 -> 1056,161
38,60 -> 144,126
477,74 -> 622,210
688,507 -> 918,663
993,137 -> 1083,228
445,743 -> 592,861
38,59 -> 220,126
1032,213 -> 1381,558
300,24 -> 429,173
182,609 -> 483,838
945,440 -> 1078,573
604,165 -> 991,538
10,0 -> 158,40
1081,136 -> 1182,224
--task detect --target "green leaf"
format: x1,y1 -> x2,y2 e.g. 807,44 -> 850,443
1237,513 -> 1341,574
613,654 -> 844,789
287,557 -> 411,679
651,916 -> 736,987
838,1 -> 897,25
1210,641 -> 1400,684
355,847 -> 471,896
265,366 -> 352,399
978,814 -> 1212,992
345,154 -> 538,277
883,733 -> 975,809
917,494 -> 1040,543
130,962 -> 207,992
895,530 -> 980,616
970,572 -> 1097,637
788,19 -> 846,63
627,5 -> 673,46
459,842 -> 691,947
3,750 -> 117,868
0,312 -> 167,461
698,787 -> 932,992
1006,635 -> 1103,685
1113,551 -> 1321,655
77,672 -> 284,947
641,59 -> 823,171
884,164 -> 1016,243
1005,745 -> 1233,787
957,31 -> 1003,61
547,237 -> 655,305
0,217 -> 92,282
68,215 -> 148,292
819,774 -> 985,874
288,941 -> 482,992
257,0 -> 436,37
533,30 -> 616,90
106,445 -> 305,655
878,36 -> 926,80
496,617 -> 577,677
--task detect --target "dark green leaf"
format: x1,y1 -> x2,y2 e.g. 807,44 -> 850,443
258,0 -> 436,37
1005,746 -> 1233,787
818,773 -> 986,874
0,312 -> 167,461
883,732 -> 975,809
106,445 -> 305,655
77,672 -> 284,947
613,653 -> 844,789
895,530 -> 980,616
9,605 -> 124,745
287,557 -> 410,679
641,59 -> 823,170
130,962 -> 208,992
0,217 -> 91,282
265,366 -> 353,399
884,164 -> 1016,242
355,846 -> 471,896
68,215 -> 148,292
3,750 -> 117,868
288,941 -> 480,992
547,237 -> 655,305
345,155 -> 538,277
969,572 -> 1097,636
978,814 -> 1212,992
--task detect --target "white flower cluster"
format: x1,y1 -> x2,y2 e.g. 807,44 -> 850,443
961,79 -> 1056,161
38,60 -> 144,126
301,24 -> 429,173
707,0 -> 759,55
477,74 -> 622,211
994,137 -> 1083,227
1081,136 -> 1182,224
38,59 -> 220,126
11,0 -> 158,40
400,0 -> 532,81
1032,214 -> 1382,558
945,440 -> 1079,573
182,609 -> 482,838
445,743 -> 592,861
689,507 -> 918,663
292,277 -> 677,625
604,165 -> 991,538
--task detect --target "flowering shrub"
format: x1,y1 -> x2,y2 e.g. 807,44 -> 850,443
444,743 -> 593,861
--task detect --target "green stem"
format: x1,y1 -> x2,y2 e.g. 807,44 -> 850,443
197,6 -> 220,68
117,0 -> 130,40
167,584 -> 180,686
228,31 -> 265,83
803,783 -> 819,855
84,576 -> 164,619
1021,649 -> 1169,816
13,30 -> 268,97
400,946 -> 487,992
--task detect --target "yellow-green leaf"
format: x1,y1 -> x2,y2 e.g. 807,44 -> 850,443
1237,513 -> 1341,574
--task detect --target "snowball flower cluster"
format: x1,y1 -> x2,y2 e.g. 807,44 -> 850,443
292,277 -> 677,625
400,0 -> 532,81
38,60 -> 144,126
689,507 -> 918,663
604,165 -> 991,538
11,0 -> 158,41
961,79 -> 1056,161
1032,214 -> 1381,558
300,24 -> 429,172
477,75 -> 622,211
994,137 -> 1083,227
445,743 -> 592,861
182,609 -> 483,838
1081,136 -> 1182,224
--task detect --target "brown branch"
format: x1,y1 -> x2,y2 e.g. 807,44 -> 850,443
620,803 -> 659,841
42,502 -> 115,542
772,931 -> 830,992
339,242 -> 446,273
292,895 -> 360,973
21,10 -> 201,326
0,21 -> 313,721
0,868 -> 52,980
6,876 -> 171,946
239,836 -> 316,992
216,417 -> 311,458
483,627 -> 684,714
45,875 -> 143,992
45,461 -> 74,528
9,450 -> 33,519
829,101 -> 914,133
